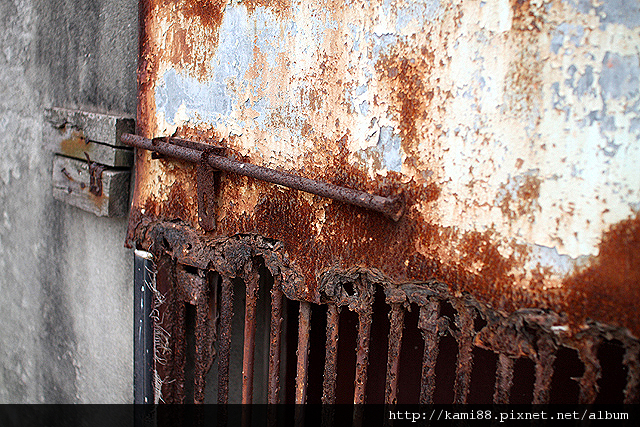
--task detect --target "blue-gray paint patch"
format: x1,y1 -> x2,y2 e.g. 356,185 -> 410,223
378,126 -> 402,172
574,65 -> 593,97
154,6 -> 299,126
566,0 -> 640,29
395,0 -> 443,33
598,52 -> 640,100
550,23 -> 584,54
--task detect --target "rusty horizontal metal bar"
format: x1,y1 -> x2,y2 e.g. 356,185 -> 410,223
121,133 -> 404,221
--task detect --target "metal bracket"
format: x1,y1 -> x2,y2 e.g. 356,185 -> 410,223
85,152 -> 105,197
121,133 -> 405,222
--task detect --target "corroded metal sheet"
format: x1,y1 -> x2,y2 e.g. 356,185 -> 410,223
130,0 -> 640,337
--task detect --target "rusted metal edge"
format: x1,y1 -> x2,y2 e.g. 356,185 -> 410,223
384,303 -> 405,405
295,302 -> 312,404
418,298 -> 441,405
493,354 -> 514,404
322,303 -> 341,404
268,279 -> 284,404
121,133 -> 405,221
217,274 -> 234,404
241,261 -> 260,404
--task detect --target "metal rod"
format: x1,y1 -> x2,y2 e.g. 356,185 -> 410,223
133,250 -> 154,405
242,263 -> 259,404
268,280 -> 284,404
493,354 -> 514,404
121,133 -> 404,221
295,302 -> 312,404
322,304 -> 341,404
578,336 -> 602,404
623,341 -> 640,404
532,334 -> 556,404
453,300 -> 475,404
173,300 -> 187,404
353,304 -> 373,404
418,299 -> 440,404
194,300 -> 209,404
218,275 -> 234,404
384,303 -> 405,405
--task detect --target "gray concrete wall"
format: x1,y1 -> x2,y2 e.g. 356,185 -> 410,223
0,0 -> 137,403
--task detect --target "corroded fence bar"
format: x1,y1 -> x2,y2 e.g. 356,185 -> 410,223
453,301 -> 475,404
194,300 -> 210,403
218,275 -> 234,404
268,281 -> 284,404
578,336 -> 602,404
173,300 -> 187,403
295,302 -> 312,404
384,303 -> 405,404
353,304 -> 373,404
242,264 -> 259,404
322,304 -> 341,404
532,334 -> 556,404
418,299 -> 440,404
493,353 -> 514,404
623,341 -> 640,404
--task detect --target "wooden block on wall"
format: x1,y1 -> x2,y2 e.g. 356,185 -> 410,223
44,107 -> 135,147
52,155 -> 130,217
44,124 -> 133,167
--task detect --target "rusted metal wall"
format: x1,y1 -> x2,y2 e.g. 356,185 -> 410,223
130,0 -> 640,338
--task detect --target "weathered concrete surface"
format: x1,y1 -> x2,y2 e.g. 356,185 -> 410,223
132,0 -> 640,337
0,0 -> 137,402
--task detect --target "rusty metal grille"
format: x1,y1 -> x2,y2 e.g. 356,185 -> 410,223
141,221 -> 640,406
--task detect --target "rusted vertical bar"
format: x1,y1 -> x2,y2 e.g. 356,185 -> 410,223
353,303 -> 373,404
322,303 -> 341,404
295,301 -> 312,404
242,262 -> 259,404
418,299 -> 440,404
173,300 -> 187,404
217,275 -> 234,404
578,335 -> 602,404
384,303 -> 405,404
532,334 -> 556,404
493,354 -> 514,404
268,278 -> 284,404
194,300 -> 209,404
453,300 -> 475,404
623,341 -> 640,404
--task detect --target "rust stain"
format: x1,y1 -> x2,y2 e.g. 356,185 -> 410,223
58,130 -> 87,158
376,43 -> 438,172
563,214 -> 640,337
243,0 -> 292,17
505,0 -> 545,116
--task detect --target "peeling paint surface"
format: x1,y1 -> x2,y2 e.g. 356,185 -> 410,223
132,0 -> 640,337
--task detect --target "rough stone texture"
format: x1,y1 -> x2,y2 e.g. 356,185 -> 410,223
0,0 -> 137,403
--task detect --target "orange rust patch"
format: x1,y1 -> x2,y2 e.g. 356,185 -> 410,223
376,45 -> 435,171
161,0 -> 226,29
563,214 -> 640,337
243,0 -> 291,17
498,174 -> 541,221
505,0 -> 545,115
